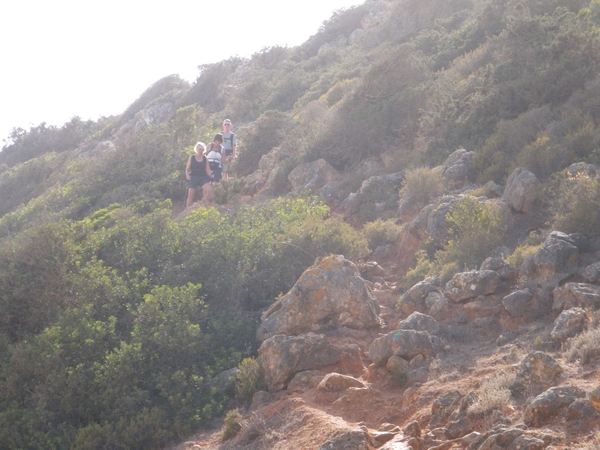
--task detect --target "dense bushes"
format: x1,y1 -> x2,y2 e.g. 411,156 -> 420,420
406,196 -> 509,283
545,168 -> 600,235
3,0 -> 600,447
0,195 -> 369,448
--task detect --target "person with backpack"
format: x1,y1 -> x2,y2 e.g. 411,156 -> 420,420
185,142 -> 213,208
221,119 -> 236,180
206,133 -> 224,182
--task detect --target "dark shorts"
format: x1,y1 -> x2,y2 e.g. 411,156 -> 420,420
225,148 -> 233,156
188,175 -> 211,189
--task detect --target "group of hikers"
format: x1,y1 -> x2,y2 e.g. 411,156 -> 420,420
185,119 -> 237,208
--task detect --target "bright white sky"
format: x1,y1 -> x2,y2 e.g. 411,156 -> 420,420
0,0 -> 362,145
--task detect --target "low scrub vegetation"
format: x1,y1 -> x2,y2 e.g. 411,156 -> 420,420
2,0 -> 600,447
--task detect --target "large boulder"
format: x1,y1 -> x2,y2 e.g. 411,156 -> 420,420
502,288 -> 533,317
318,429 -> 373,450
523,385 -> 586,427
550,308 -> 587,341
565,399 -> 600,435
441,149 -> 477,190
553,282 -> 600,312
369,329 -> 435,366
430,390 -> 462,428
257,255 -> 382,342
525,231 -> 580,287
288,159 -> 340,193
258,333 -> 360,391
397,280 -> 442,316
510,351 -> 563,398
579,261 -> 600,283
397,312 -> 440,334
445,270 -> 504,303
502,167 -> 541,213
339,172 -> 403,222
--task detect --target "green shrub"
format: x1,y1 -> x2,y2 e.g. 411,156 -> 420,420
547,170 -> 600,236
434,196 -> 508,275
505,232 -> 544,269
362,219 -> 403,251
234,110 -> 293,177
399,166 -> 444,209
284,214 -> 370,263
408,197 -> 509,283
221,408 -> 243,441
236,357 -> 266,403
404,249 -> 435,288
213,177 -> 247,204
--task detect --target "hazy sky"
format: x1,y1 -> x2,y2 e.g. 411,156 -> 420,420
0,0 -> 362,144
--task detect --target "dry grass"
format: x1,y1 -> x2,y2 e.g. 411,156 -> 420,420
468,369 -> 517,414
239,412 -> 269,442
565,326 -> 600,364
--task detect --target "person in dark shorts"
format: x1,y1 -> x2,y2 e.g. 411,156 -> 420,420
206,133 -> 224,182
185,142 -> 213,208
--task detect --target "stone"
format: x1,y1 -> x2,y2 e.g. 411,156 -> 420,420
590,385 -> 600,413
579,261 -> 600,283
480,257 -> 515,279
553,282 -> 600,312
403,420 -> 422,438
369,329 -> 435,366
397,312 -> 440,334
386,355 -> 410,374
398,280 -> 441,316
565,399 -> 600,435
257,255 -> 382,342
258,333 -> 359,391
502,288 -> 533,317
441,149 -> 477,190
288,158 -> 340,193
550,308 -> 587,341
317,373 -> 367,392
339,172 -> 403,220
530,231 -> 579,287
318,429 -> 372,450
445,270 -> 504,303
249,390 -> 272,411
523,385 -> 586,427
510,352 -> 563,398
287,370 -> 326,393
430,390 -> 462,428
502,167 -> 541,213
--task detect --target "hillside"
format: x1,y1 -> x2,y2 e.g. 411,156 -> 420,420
0,0 -> 600,448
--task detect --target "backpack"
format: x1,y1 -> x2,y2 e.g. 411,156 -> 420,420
206,143 -> 223,180
223,132 -> 235,156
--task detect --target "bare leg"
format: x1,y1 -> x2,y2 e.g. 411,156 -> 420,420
202,183 -> 214,204
186,187 -> 196,208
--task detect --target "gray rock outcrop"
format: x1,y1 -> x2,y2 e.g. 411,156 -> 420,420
369,329 -> 435,366
257,255 -> 382,342
523,385 -> 586,427
502,167 -> 541,213
445,270 -> 504,303
258,333 -> 360,392
288,158 -> 340,193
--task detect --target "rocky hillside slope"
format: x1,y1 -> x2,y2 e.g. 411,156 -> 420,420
177,151 -> 600,450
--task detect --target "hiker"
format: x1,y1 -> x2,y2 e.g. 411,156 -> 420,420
221,119 -> 236,180
185,142 -> 213,208
206,133 -> 224,182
